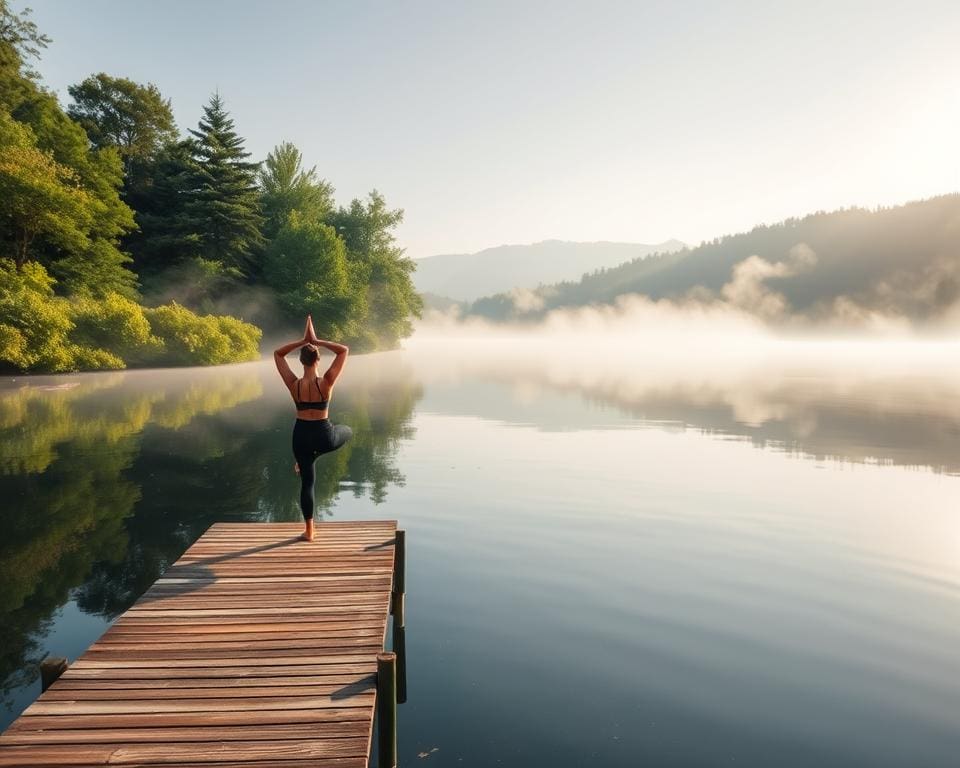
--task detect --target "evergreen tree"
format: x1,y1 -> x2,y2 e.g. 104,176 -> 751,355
184,93 -> 263,277
259,141 -> 333,239
125,140 -> 198,277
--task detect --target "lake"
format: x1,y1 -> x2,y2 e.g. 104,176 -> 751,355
2,334 -> 959,766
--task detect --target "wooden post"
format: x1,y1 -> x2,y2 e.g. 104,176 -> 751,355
40,657 -> 68,692
394,625 -> 407,705
392,529 -> 406,592
390,529 -> 406,626
376,652 -> 398,768
390,591 -> 405,628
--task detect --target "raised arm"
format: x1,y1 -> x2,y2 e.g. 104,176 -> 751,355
317,338 -> 349,386
273,334 -> 308,389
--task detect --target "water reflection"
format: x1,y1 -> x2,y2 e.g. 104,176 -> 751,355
410,336 -> 960,474
0,358 -> 421,712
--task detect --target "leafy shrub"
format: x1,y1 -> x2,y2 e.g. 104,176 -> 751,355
68,345 -> 124,370
212,314 -> 262,361
70,292 -> 163,364
0,259 -> 76,372
0,259 -> 261,372
144,302 -> 261,366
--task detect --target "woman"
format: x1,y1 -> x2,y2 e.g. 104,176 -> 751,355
274,315 -> 352,541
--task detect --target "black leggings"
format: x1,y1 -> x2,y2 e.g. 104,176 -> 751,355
292,418 -> 353,520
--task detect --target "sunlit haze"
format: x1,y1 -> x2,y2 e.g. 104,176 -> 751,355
27,0 -> 960,258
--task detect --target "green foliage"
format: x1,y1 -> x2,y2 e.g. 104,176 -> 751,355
263,213 -> 357,337
143,255 -> 243,311
213,312 -> 264,356
144,302 -> 261,367
132,95 -> 264,302
259,141 -> 334,238
0,258 -> 139,372
0,27 -> 137,298
0,258 -> 260,373
125,140 -> 200,276
0,112 -> 93,266
67,73 -> 177,172
68,344 -> 124,371
329,190 -> 423,349
184,93 -> 264,275
0,258 -> 75,372
70,292 -> 162,364
0,1 -> 49,82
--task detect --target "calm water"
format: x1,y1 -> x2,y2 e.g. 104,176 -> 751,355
1,338 -> 959,766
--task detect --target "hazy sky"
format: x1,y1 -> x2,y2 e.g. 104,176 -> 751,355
24,0 -> 960,258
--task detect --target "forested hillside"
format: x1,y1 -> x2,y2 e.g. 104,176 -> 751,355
469,195 -> 960,329
0,3 -> 421,372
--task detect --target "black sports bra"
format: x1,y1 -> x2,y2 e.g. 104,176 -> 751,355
294,377 -> 329,411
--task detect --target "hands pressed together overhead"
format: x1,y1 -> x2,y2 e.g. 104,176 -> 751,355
303,314 -> 319,345
275,314 -> 349,364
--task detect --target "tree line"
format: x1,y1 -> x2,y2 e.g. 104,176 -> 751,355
0,2 -> 421,372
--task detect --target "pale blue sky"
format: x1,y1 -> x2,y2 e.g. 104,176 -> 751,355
25,0 -> 960,258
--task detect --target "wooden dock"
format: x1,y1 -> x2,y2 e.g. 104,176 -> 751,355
0,521 -> 401,767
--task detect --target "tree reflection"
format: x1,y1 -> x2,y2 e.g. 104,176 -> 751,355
73,365 -> 421,619
0,358 -> 422,713
0,371 -> 263,707
411,341 -> 960,475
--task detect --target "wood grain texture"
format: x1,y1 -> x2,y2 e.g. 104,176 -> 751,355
0,521 -> 397,766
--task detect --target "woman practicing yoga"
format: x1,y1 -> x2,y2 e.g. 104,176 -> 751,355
274,315 -> 352,541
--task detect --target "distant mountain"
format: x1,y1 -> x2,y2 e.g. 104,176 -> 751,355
467,194 -> 960,329
412,239 -> 685,302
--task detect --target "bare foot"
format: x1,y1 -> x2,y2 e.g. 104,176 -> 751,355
300,520 -> 314,542
294,462 -> 300,476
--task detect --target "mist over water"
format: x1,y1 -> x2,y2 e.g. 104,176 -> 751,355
408,316 -> 960,483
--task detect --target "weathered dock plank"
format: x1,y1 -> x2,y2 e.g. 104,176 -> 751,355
0,521 -> 397,767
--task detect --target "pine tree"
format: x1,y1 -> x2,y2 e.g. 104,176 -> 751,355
259,141 -> 334,239
184,93 -> 263,278
126,140 -> 199,277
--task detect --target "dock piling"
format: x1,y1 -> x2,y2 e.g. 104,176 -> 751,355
377,651 -> 398,768
39,657 -> 68,692
391,529 -> 406,627
391,530 -> 406,592
395,625 -> 408,705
